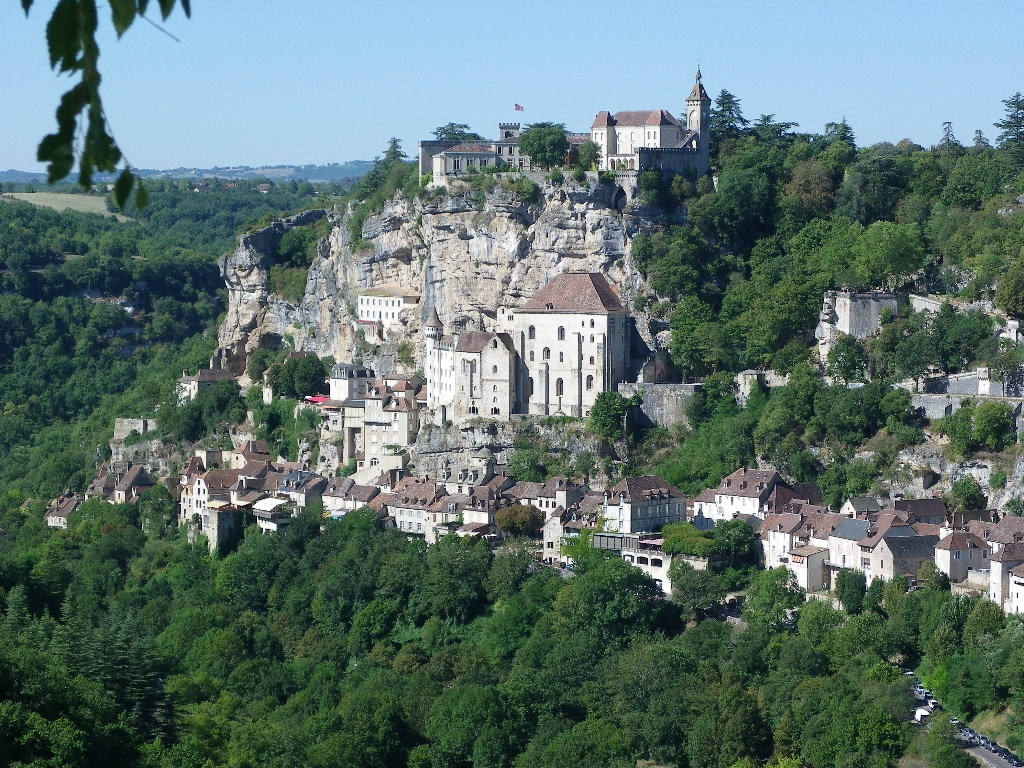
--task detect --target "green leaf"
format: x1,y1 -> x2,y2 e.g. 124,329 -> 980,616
109,0 -> 137,36
180,0 -> 191,16
157,0 -> 176,18
21,0 -> 34,14
113,169 -> 135,208
46,0 -> 81,71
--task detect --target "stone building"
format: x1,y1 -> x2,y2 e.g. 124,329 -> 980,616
423,311 -> 516,422
591,70 -> 711,177
505,272 -> 629,417
357,284 -> 421,341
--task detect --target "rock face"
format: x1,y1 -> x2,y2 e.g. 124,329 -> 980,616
216,176 -> 663,377
215,209 -> 327,375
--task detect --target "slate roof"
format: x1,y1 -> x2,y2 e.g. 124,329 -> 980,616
895,498 -> 948,519
831,518 -> 871,541
882,535 -> 940,558
846,497 -> 883,514
609,476 -> 684,502
440,143 -> 494,154
517,273 -> 625,314
718,468 -> 780,498
761,512 -> 804,536
967,516 -> 1024,545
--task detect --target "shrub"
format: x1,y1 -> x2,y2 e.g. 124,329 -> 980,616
549,168 -> 564,184
571,167 -> 586,183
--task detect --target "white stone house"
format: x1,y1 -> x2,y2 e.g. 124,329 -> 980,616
357,284 -> 421,340
600,476 -> 686,534
934,530 -> 990,583
692,468 -> 783,525
322,477 -> 380,518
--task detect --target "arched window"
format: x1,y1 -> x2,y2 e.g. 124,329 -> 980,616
528,326 -> 536,339
543,348 -> 550,360
529,351 -> 535,361
492,339 -> 498,349
491,407 -> 500,415
557,326 -> 565,340
491,365 -> 498,373
589,356 -> 595,365
555,378 -> 564,397
493,384 -> 498,391
586,375 -> 594,390
589,335 -> 594,343
559,352 -> 564,362
590,319 -> 595,328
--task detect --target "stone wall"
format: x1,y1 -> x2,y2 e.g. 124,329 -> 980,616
113,418 -> 157,441
618,382 -> 700,429
815,290 -> 906,358
910,393 -> 1024,432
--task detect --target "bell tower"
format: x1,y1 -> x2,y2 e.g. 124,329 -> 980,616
685,68 -> 711,172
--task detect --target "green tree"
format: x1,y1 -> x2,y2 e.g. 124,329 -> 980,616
994,91 -> 1024,164
669,561 -> 725,623
588,391 -> 630,440
835,569 -> 867,614
432,123 -> 484,141
996,257 -> 1024,318
949,475 -> 985,512
495,504 -> 544,538
576,140 -> 601,170
826,335 -> 867,383
744,568 -> 803,630
517,123 -> 569,169
709,89 -> 750,158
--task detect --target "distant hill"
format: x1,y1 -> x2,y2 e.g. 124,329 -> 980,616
0,161 -> 374,184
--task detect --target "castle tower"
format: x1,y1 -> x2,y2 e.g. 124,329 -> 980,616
686,68 -> 711,172
498,123 -> 521,140
424,306 -> 443,343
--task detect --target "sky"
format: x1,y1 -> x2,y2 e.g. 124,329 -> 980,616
2,0 -> 1023,173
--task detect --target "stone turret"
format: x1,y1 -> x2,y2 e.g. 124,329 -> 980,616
424,306 -> 443,342
686,68 -> 711,170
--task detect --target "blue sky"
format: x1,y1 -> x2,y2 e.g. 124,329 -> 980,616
2,0 -> 1023,172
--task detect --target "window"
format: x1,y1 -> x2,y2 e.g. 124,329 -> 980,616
589,356 -> 595,365
452,158 -> 461,171
543,348 -> 551,360
491,407 -> 500,415
586,375 -> 594,390
954,551 -> 962,560
589,334 -> 594,343
527,378 -> 534,397
651,558 -> 663,568
492,365 -> 498,373
492,339 -> 498,348
637,556 -> 649,565
493,384 -> 498,391
555,378 -> 564,397
529,350 -> 534,361
590,319 -> 594,328
528,326 -> 536,339
557,327 -> 565,340
559,352 -> 564,362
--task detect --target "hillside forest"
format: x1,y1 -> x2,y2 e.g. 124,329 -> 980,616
1,90 -> 1024,767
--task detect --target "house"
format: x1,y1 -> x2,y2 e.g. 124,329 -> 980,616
419,123 -> 534,179
989,544 -> 1024,611
384,477 -> 449,542
226,439 -> 274,469
894,498 -> 948,525
693,468 -> 784,525
872,535 -> 941,582
841,497 -> 883,518
278,470 -> 328,509
361,375 -> 424,474
322,477 -> 380,518
789,546 -> 831,592
590,70 -> 710,176
357,285 -> 421,340
44,495 -> 82,529
934,530 -> 990,583
600,476 -> 686,534
177,367 -> 235,403
111,464 -> 155,504
592,532 -> 675,595
253,497 -> 292,532
543,493 -> 602,565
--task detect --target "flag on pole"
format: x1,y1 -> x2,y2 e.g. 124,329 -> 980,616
514,104 -> 524,111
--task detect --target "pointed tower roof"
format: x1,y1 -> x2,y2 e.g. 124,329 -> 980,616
687,68 -> 709,102
425,306 -> 443,329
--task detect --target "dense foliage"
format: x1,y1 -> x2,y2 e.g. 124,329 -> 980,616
2,498 -> 1015,768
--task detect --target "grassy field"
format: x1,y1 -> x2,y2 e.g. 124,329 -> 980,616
2,191 -> 132,221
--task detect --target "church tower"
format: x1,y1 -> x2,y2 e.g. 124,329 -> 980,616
686,68 -> 711,172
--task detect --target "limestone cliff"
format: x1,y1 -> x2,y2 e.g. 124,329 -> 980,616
215,176 -> 665,377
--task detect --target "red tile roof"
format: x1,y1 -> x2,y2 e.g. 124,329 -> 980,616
517,273 -> 625,314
